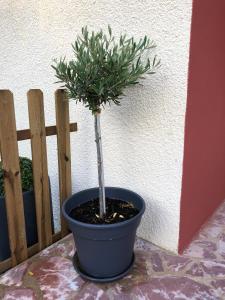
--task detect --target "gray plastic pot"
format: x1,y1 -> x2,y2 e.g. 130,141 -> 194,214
0,189 -> 37,261
0,179 -> 54,262
62,187 -> 145,281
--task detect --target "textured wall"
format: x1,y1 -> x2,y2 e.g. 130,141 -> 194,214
0,0 -> 192,252
179,0 -> 225,252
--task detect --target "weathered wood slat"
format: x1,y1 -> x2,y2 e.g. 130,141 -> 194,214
0,90 -> 28,266
0,232 -> 62,274
27,89 -> 53,250
55,90 -> 72,237
0,89 -> 76,272
17,123 -> 77,141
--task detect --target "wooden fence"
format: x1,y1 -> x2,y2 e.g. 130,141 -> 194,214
0,89 -> 77,273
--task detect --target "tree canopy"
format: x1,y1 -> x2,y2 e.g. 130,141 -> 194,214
52,26 -> 160,113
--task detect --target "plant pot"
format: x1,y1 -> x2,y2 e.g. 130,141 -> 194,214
62,187 -> 145,282
0,180 -> 54,261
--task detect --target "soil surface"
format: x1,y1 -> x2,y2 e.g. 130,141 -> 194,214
69,198 -> 139,224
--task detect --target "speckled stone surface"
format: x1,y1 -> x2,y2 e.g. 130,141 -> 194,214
1,202 -> 225,299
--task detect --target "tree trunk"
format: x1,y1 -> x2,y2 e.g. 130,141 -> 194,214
94,110 -> 106,218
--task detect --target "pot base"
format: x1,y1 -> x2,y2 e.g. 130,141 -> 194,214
73,252 -> 135,283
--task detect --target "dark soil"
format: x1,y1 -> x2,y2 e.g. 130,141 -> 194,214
69,198 -> 139,224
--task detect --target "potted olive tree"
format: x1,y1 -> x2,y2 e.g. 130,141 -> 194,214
52,26 -> 160,282
0,157 -> 54,261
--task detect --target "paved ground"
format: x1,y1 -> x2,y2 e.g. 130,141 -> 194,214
1,201 -> 225,299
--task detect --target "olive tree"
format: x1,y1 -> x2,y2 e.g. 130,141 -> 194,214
52,26 -> 160,219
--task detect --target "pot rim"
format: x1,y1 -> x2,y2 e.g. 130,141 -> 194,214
62,187 -> 146,229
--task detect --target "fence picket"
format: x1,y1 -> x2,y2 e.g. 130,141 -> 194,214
0,89 -> 77,273
55,90 -> 72,237
0,90 -> 28,266
27,89 -> 52,250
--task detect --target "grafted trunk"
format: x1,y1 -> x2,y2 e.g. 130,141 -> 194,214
94,110 -> 106,218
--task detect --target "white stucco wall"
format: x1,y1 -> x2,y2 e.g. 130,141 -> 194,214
0,0 -> 192,252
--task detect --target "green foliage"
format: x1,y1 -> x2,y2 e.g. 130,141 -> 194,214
0,157 -> 33,197
52,26 -> 160,113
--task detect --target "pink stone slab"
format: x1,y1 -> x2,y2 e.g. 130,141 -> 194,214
1,200 -> 225,299
3,287 -> 36,300
0,262 -> 29,287
183,200 -> 225,261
